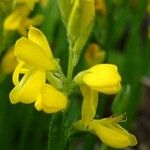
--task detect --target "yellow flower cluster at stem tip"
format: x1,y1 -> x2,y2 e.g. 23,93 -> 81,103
9,26 -> 67,114
74,64 -> 137,148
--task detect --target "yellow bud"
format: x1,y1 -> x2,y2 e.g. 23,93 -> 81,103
83,64 -> 121,94
9,69 -> 46,104
67,0 -> 95,44
88,116 -> 137,148
58,0 -> 73,26
35,84 -> 67,113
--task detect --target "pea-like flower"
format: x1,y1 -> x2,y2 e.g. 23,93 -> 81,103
9,27 -> 67,114
82,64 -> 121,94
74,114 -> 137,149
88,115 -> 137,148
74,64 -> 121,126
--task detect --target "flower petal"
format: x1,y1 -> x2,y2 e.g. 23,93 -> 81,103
83,64 -> 121,94
93,83 -> 121,95
81,85 -> 98,126
28,26 -> 53,59
35,84 -> 67,113
9,70 -> 45,104
15,37 -> 55,70
88,119 -> 137,148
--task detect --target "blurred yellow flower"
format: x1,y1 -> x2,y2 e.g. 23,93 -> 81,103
85,43 -> 105,67
83,64 -> 121,94
94,0 -> 107,15
1,47 -> 17,74
35,84 -> 67,113
88,115 -> 137,148
3,5 -> 44,35
14,0 -> 39,10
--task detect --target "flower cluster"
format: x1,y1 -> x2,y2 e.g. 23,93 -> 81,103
9,26 -> 67,113
7,0 -> 138,149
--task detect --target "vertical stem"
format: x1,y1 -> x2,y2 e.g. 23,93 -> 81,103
67,44 -> 74,83
48,112 -> 69,150
65,44 -> 74,94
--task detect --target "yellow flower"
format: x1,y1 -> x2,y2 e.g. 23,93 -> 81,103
35,84 -> 67,113
1,47 -> 17,74
9,69 -> 46,104
83,64 -> 121,94
3,5 -> 44,35
9,27 -> 67,114
74,64 -> 121,126
84,43 -> 105,67
88,115 -> 137,148
94,0 -> 107,15
15,26 -> 56,71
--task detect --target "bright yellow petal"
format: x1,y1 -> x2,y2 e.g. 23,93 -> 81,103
9,72 -> 29,104
15,37 -> 55,70
12,61 -> 24,85
88,119 -> 137,148
94,83 -> 121,95
28,26 -> 53,59
83,64 -> 121,94
81,85 -> 98,126
9,70 -> 46,104
35,84 -> 67,113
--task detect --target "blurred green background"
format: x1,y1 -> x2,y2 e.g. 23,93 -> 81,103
0,0 -> 150,150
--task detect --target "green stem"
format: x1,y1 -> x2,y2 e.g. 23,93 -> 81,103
67,45 -> 74,83
65,44 -> 74,94
48,112 -> 69,150
48,114 -> 55,150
